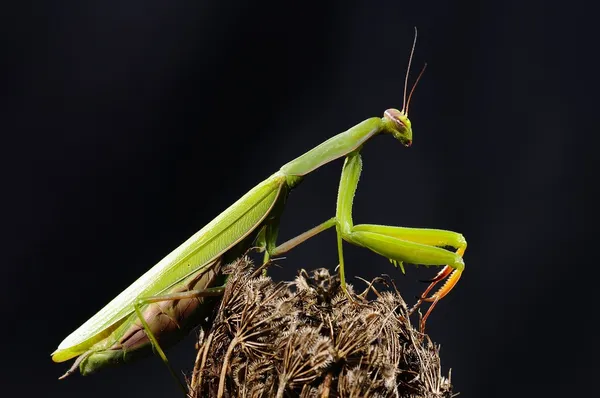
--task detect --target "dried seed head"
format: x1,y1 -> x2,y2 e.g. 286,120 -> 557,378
189,257 -> 455,398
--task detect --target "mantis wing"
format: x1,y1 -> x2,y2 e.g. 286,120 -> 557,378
52,173 -> 287,362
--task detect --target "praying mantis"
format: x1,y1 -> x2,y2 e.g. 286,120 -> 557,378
52,37 -> 467,383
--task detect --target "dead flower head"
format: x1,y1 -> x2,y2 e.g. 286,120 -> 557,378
188,257 -> 455,398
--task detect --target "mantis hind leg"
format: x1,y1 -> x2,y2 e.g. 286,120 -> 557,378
134,287 -> 225,394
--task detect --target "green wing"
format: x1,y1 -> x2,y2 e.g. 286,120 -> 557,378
52,172 -> 287,362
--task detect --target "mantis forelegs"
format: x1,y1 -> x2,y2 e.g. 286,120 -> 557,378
260,152 -> 467,331
349,225 -> 466,330
409,244 -> 466,331
335,152 -> 467,330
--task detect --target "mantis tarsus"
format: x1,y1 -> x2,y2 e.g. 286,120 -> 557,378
52,40 -> 467,384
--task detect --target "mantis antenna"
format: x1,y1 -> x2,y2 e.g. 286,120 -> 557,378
406,63 -> 427,115
402,27 -> 427,116
402,27 -> 419,113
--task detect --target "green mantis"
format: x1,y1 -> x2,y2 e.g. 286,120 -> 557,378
52,42 -> 467,382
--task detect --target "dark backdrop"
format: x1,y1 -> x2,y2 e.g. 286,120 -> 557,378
2,1 -> 596,397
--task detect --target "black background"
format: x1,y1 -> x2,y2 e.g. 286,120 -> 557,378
2,1 -> 597,397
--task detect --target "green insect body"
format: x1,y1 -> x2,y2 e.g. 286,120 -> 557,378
52,108 -> 467,381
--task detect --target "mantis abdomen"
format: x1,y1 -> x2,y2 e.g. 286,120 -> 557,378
63,257 -> 224,376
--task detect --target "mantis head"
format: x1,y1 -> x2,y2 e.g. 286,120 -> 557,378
382,28 -> 427,148
383,108 -> 412,147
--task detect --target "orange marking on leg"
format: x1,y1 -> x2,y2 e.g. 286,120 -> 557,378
409,265 -> 452,316
422,268 -> 462,303
411,244 -> 467,332
419,269 -> 462,332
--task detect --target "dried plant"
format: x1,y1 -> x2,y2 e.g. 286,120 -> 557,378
188,257 -> 455,398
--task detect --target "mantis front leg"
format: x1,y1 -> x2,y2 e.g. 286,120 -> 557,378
335,152 -> 466,331
264,152 -> 466,331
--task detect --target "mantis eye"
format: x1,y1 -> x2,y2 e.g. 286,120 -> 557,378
384,108 -> 406,131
